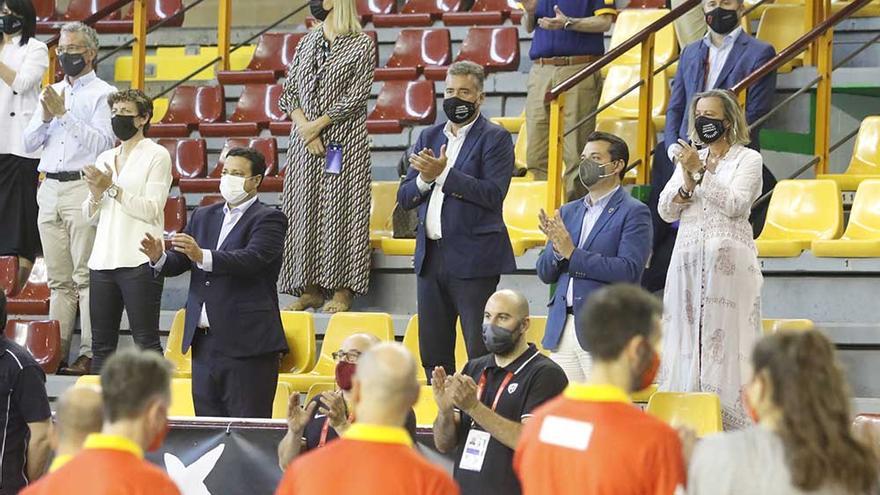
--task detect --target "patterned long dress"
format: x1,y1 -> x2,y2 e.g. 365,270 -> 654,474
278,27 -> 375,297
656,144 -> 764,430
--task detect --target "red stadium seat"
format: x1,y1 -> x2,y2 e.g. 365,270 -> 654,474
95,0 -> 185,33
367,80 -> 436,133
179,137 -> 279,193
61,0 -> 119,21
158,138 -> 207,184
148,85 -> 225,138
217,33 -> 305,85
374,29 -> 452,81
424,27 -> 520,80
199,195 -> 224,207
0,257 -> 20,298
358,0 -> 396,21
164,197 -> 187,237
5,320 -> 62,374
7,258 -> 49,315
199,84 -> 287,137
373,0 -> 461,27
442,0 -> 523,25
261,165 -> 286,192
34,0 -> 56,21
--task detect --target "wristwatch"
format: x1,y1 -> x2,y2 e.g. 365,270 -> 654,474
690,168 -> 706,183
107,184 -> 119,199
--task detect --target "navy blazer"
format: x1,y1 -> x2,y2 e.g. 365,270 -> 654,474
665,31 -> 776,149
536,188 -> 653,351
397,115 -> 516,278
160,200 -> 289,358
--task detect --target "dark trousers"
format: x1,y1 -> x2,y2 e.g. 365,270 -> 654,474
90,263 -> 163,373
191,330 -> 279,418
417,239 -> 498,380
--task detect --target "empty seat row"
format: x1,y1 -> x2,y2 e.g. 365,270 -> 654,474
317,0 -> 523,26
755,179 -> 880,258
34,0 -> 184,33
159,137 -> 284,192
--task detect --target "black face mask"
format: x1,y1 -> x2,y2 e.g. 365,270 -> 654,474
310,0 -> 331,21
58,53 -> 88,77
0,14 -> 22,34
705,7 -> 739,35
481,323 -> 522,356
111,115 -> 140,141
443,96 -> 478,125
694,115 -> 726,144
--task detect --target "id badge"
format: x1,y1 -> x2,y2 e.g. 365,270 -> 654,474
459,429 -> 491,472
325,143 -> 343,175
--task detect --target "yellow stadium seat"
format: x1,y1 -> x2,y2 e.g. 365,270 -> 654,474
305,382 -> 337,403
380,237 -> 416,255
272,382 -> 294,419
598,65 -> 668,131
414,385 -> 439,427
525,316 -> 549,355
74,375 -> 100,388
756,5 -> 807,73
151,97 -> 169,123
403,315 -> 469,384
279,311 -> 317,374
503,181 -> 548,256
817,117 -> 880,191
164,309 -> 191,378
631,383 -> 658,403
744,0 -> 803,21
115,45 -> 255,82
755,180 -> 843,257
761,318 -> 814,335
607,9 -> 677,73
813,180 -> 880,257
646,392 -> 723,437
370,181 -> 398,249
595,119 -> 652,185
278,312 -> 395,392
513,121 -> 528,173
490,111 -> 525,133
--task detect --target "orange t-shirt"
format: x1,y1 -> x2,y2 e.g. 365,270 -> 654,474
514,384 -> 686,495
22,434 -> 180,495
276,423 -> 459,495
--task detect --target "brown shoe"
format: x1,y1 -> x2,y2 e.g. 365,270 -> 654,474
58,356 -> 92,375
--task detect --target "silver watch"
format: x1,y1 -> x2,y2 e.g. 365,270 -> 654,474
690,169 -> 705,183
107,184 -> 119,199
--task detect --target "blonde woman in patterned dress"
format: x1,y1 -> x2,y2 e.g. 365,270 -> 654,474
277,0 -> 374,313
657,89 -> 763,430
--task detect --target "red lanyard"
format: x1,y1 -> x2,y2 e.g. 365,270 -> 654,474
318,410 -> 355,448
476,371 -> 514,412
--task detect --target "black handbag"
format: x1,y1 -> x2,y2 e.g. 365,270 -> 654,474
392,152 -> 418,239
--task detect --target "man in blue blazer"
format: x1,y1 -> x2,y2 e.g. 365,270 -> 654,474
643,0 -> 777,292
140,148 -> 289,418
537,132 -> 652,381
398,61 -> 516,379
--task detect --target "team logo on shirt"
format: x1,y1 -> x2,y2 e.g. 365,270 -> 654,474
507,383 -> 519,394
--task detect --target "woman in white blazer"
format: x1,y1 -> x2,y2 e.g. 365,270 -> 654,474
0,0 -> 48,288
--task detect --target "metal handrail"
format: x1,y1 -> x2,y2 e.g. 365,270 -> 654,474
545,0 -> 701,103
43,0 -> 134,48
153,1 -> 309,99
732,0 -> 873,94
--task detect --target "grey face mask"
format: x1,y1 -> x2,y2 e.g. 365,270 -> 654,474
481,322 -> 523,356
578,158 -> 616,189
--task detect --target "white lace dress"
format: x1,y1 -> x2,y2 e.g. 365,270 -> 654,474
656,144 -> 763,430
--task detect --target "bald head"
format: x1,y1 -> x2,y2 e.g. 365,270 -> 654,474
484,289 -> 530,332
341,333 -> 381,356
353,343 -> 419,420
54,386 -> 103,451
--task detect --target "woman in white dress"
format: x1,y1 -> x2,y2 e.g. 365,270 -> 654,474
657,89 -> 762,430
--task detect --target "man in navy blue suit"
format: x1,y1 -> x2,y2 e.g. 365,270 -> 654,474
537,132 -> 652,382
140,148 -> 289,418
643,0 -> 777,292
398,61 -> 516,380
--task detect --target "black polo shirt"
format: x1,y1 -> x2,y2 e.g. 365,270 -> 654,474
0,338 -> 51,494
453,344 -> 568,495
301,396 -> 418,452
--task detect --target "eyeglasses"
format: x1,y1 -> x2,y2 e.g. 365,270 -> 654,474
55,45 -> 89,55
331,350 -> 362,363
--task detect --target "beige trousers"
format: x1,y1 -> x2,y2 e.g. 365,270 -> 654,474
550,315 -> 593,382
37,179 -> 96,360
672,0 -> 707,48
525,63 -> 602,203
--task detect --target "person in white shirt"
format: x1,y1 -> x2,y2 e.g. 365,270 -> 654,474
397,61 -> 516,380
0,0 -> 47,292
21,21 -> 115,375
82,89 -> 172,374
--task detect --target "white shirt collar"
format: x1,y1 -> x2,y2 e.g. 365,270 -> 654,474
703,27 -> 742,49
583,185 -> 619,209
443,116 -> 478,141
64,70 -> 97,90
224,194 -> 259,216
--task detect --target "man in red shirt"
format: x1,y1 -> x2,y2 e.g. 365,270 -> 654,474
276,343 -> 458,495
514,284 -> 686,495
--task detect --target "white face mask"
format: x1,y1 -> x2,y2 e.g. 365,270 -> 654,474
219,174 -> 251,205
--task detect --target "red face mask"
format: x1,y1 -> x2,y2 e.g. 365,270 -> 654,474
633,343 -> 660,392
148,419 -> 170,452
335,361 -> 356,391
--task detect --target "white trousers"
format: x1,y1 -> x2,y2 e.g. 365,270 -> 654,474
550,315 -> 593,382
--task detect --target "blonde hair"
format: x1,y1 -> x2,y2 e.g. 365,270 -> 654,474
323,0 -> 362,36
688,89 -> 751,146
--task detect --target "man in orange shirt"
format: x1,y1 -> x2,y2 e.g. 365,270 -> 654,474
47,386 -> 103,472
23,349 -> 180,495
514,284 -> 686,495
276,343 -> 458,495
